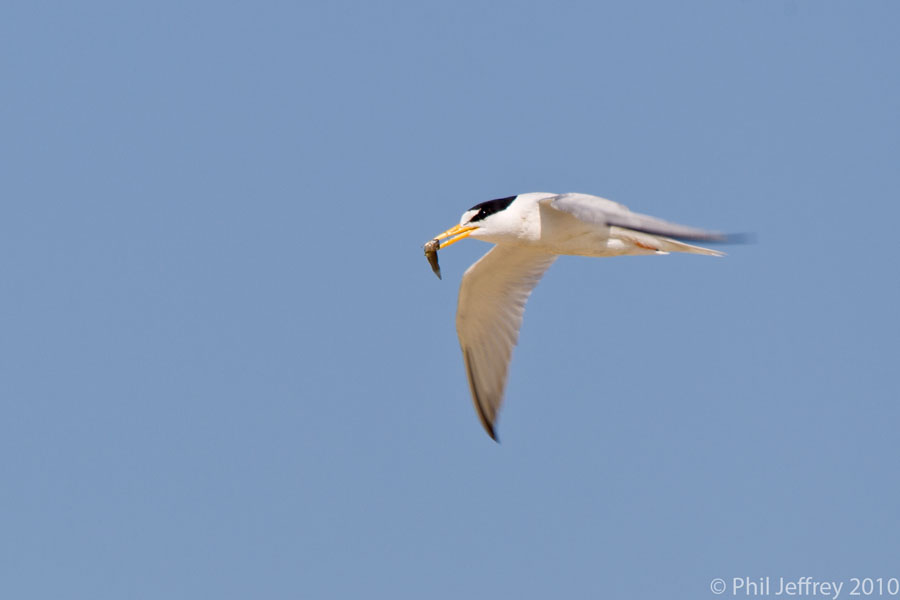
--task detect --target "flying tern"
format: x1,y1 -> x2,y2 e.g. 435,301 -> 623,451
425,192 -> 736,441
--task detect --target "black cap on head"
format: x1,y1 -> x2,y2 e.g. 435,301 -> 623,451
467,196 -> 517,223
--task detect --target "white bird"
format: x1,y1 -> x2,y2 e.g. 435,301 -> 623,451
427,192 -> 734,441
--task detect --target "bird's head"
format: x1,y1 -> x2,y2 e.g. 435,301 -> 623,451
432,195 -> 518,249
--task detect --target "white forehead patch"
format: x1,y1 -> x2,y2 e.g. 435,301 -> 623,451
460,209 -> 479,225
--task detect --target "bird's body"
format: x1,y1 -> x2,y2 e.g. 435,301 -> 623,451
463,193 -> 723,258
427,192 -> 730,441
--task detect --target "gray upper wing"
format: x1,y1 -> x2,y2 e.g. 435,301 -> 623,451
542,193 -> 727,242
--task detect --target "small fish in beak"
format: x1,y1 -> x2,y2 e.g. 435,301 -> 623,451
423,239 -> 441,279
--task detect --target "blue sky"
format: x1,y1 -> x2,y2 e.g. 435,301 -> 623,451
2,1 -> 899,598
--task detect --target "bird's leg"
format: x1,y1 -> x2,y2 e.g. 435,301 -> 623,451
633,240 -> 659,251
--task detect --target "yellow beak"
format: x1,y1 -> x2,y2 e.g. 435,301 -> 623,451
434,224 -> 478,249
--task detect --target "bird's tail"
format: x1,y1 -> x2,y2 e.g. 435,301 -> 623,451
612,226 -> 725,257
655,237 -> 724,257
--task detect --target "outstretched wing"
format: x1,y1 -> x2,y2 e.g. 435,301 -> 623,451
542,193 -> 728,242
456,245 -> 557,441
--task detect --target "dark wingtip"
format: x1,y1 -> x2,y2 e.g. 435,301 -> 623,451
463,346 -> 500,443
700,232 -> 756,245
724,232 -> 756,245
